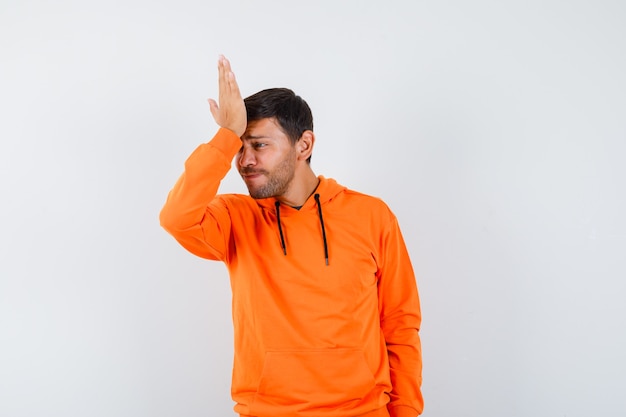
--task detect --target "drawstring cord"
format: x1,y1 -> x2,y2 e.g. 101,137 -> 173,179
314,194 -> 329,266
275,201 -> 287,255
274,196 -> 329,265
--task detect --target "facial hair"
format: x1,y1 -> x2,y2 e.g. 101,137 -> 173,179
241,148 -> 296,199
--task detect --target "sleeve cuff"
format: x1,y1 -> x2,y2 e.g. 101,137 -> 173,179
209,127 -> 242,159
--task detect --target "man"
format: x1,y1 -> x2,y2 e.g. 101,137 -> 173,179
160,56 -> 423,417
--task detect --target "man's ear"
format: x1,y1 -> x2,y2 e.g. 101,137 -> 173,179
296,130 -> 315,161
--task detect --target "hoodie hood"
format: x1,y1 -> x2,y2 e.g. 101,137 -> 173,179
253,176 -> 346,214
253,176 -> 345,265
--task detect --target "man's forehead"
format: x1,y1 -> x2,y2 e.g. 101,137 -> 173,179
242,118 -> 285,139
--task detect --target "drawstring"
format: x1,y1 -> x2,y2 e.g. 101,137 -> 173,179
275,201 -> 287,255
314,194 -> 329,266
274,196 -> 329,265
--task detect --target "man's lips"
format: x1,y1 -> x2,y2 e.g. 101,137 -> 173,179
240,170 -> 265,179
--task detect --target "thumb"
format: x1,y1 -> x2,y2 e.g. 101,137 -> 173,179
208,98 -> 220,122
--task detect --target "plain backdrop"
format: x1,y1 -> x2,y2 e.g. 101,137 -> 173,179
1,1 -> 625,416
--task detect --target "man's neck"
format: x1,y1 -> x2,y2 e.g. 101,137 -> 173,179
276,168 -> 319,208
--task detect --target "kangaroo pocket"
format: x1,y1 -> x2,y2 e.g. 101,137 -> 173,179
250,348 -> 377,416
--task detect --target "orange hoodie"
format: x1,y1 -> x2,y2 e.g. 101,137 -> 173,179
160,128 -> 423,417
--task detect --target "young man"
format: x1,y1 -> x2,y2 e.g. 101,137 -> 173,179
160,56 -> 423,417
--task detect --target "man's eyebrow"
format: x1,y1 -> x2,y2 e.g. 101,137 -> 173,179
241,134 -> 273,140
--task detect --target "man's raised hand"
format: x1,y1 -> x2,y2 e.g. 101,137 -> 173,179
208,55 -> 247,137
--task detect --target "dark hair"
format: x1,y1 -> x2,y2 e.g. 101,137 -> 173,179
244,88 -> 314,162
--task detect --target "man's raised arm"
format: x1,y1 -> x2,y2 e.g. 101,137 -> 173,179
159,56 -> 246,260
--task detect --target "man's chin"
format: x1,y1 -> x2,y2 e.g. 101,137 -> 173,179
247,187 -> 267,200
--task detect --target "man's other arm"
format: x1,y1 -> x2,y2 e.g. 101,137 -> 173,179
377,216 -> 424,417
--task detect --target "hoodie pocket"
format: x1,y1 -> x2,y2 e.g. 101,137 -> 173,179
250,348 -> 376,415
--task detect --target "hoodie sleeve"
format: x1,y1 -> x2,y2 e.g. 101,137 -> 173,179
159,128 -> 242,261
377,216 -> 424,417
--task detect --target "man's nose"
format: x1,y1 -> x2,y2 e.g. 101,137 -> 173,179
238,147 -> 256,167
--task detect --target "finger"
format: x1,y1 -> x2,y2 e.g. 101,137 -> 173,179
228,71 -> 242,99
220,56 -> 240,97
221,55 -> 233,94
208,98 -> 220,121
217,55 -> 227,98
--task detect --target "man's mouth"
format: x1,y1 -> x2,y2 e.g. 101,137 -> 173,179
240,170 -> 265,179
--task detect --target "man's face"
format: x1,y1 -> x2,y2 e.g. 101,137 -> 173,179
237,118 -> 297,199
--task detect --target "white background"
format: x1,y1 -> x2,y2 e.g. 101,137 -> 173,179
1,1 -> 625,416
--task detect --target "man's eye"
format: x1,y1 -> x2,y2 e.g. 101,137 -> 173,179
253,143 -> 266,149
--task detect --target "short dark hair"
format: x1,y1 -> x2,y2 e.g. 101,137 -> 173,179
244,88 -> 314,157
